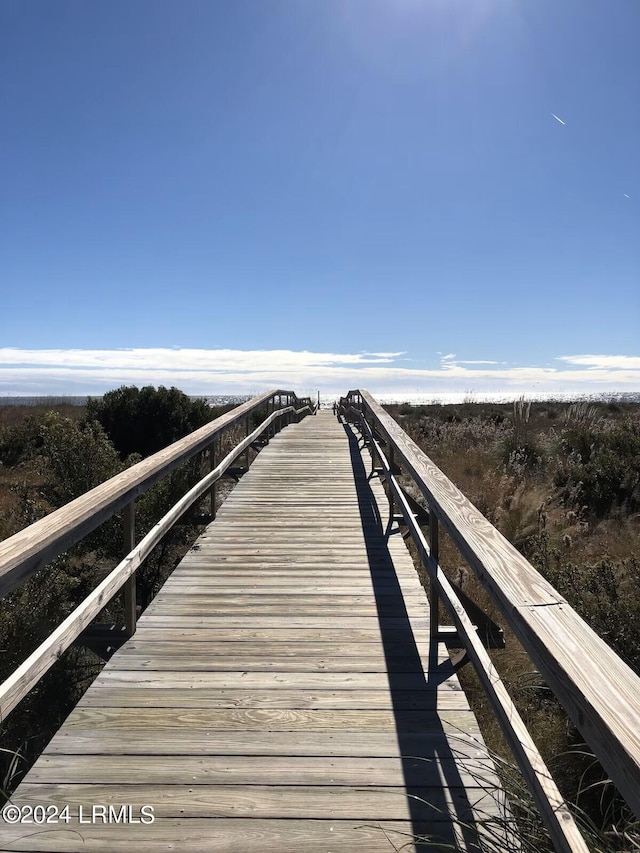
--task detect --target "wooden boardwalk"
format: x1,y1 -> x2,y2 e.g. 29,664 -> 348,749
3,411 -> 505,852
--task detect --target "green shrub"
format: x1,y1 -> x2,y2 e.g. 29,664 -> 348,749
86,385 -> 213,459
555,420 -> 640,517
0,417 -> 43,466
38,412 -> 124,507
501,435 -> 544,477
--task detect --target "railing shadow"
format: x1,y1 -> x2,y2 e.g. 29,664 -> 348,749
341,419 -> 488,850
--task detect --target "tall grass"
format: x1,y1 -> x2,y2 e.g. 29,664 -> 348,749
406,742 -> 640,852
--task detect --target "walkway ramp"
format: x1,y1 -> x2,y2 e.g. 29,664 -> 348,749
3,411 -> 504,852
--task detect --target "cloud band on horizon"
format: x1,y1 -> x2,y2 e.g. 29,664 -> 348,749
0,347 -> 638,396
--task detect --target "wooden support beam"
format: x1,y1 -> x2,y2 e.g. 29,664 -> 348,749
123,502 -> 136,637
429,512 -> 439,641
209,440 -> 217,521
244,416 -> 250,469
387,447 -> 395,517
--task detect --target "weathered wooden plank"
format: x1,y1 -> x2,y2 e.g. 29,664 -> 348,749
0,818 -> 454,852
149,593 -> 427,605
196,532 -> 402,539
168,566 -> 420,575
135,615 -> 431,630
106,655 -> 446,672
149,590 -> 425,600
143,604 -> 427,618
158,581 -> 423,592
78,688 -> 470,710
44,729 -> 489,758
162,568 -> 420,576
168,572 -> 421,583
9,782 -> 504,820
176,555 -> 410,565
203,519 -> 377,525
91,671 -> 463,690
60,705 -> 483,732
114,628 -> 430,642
189,540 -> 403,547
114,640 -> 435,657
27,754 -> 498,787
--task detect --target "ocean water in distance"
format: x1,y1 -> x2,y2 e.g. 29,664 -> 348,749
0,395 -> 253,407
320,390 -> 640,407
1,391 -> 639,408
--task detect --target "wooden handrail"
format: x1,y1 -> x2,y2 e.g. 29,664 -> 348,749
342,389 -> 640,824
0,389 -> 302,599
354,409 -> 588,853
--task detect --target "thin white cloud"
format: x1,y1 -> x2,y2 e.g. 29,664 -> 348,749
0,348 -> 638,396
453,360 -> 499,365
439,354 -> 499,370
558,354 -> 640,370
0,347 -> 397,371
551,113 -> 566,125
624,193 -> 631,199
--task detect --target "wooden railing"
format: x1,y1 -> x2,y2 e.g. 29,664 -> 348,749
340,390 -> 640,853
0,390 -> 314,721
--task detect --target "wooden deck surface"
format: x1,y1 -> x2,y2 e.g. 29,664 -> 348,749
2,411 -> 506,852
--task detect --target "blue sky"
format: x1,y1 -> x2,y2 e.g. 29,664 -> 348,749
1,0 -> 638,397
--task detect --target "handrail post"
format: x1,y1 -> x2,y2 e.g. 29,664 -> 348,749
244,416 -> 250,470
370,422 -> 378,476
388,446 -> 395,518
209,439 -> 217,520
429,510 -> 439,640
123,501 -> 136,636
364,411 -> 378,474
